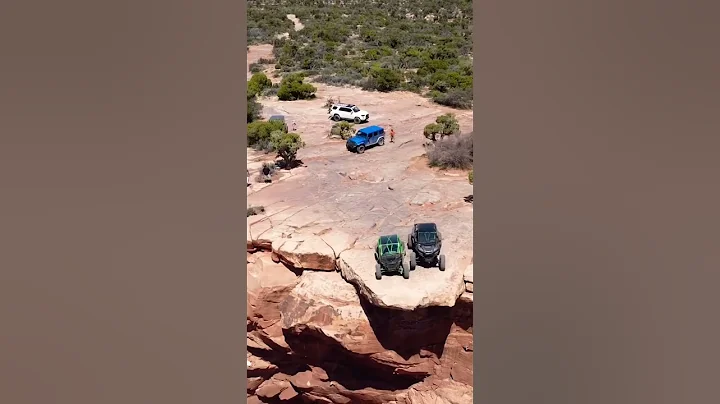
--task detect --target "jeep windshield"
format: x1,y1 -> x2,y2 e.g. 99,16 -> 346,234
353,131 -> 368,138
417,232 -> 438,245
352,107 -> 360,112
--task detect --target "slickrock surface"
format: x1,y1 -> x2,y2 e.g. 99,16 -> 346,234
246,42 -> 474,403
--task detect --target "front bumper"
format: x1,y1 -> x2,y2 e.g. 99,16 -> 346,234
415,248 -> 439,261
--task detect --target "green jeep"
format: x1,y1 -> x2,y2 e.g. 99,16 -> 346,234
374,234 -> 410,280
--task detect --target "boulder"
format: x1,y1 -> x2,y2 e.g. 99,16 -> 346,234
274,235 -> 336,271
337,248 -> 466,310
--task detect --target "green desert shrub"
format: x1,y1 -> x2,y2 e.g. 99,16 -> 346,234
248,73 -> 272,98
424,113 -> 461,141
330,121 -> 355,139
247,96 -> 263,123
277,74 -> 317,101
271,131 -> 306,168
247,119 -> 286,146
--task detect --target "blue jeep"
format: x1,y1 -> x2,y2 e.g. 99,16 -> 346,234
345,125 -> 386,154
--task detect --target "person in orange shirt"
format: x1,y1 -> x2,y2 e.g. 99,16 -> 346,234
389,125 -> 395,143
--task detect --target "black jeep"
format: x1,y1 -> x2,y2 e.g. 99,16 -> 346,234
407,223 -> 445,271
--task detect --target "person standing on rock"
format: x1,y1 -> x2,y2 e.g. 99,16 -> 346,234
389,125 -> 395,143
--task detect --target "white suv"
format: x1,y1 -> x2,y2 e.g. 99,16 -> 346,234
328,103 -> 370,123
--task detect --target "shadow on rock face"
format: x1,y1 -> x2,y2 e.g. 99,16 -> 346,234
358,294 -> 454,361
281,325 -> 422,391
451,295 -> 473,332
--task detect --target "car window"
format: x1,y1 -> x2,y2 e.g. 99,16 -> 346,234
352,107 -> 360,112
340,107 -> 351,112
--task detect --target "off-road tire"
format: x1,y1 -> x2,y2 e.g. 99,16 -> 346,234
354,117 -> 361,123
356,145 -> 365,154
375,263 -> 382,280
378,137 -> 385,146
333,114 -> 341,121
409,252 -> 416,271
407,234 -> 413,249
402,261 -> 410,279
439,254 -> 446,271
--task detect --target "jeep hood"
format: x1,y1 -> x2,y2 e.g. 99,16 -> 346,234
347,136 -> 365,144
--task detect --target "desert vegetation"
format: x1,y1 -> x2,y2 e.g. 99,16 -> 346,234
247,0 -> 473,109
277,73 -> 317,101
247,205 -> 266,217
247,118 -> 306,168
424,113 -> 461,142
329,121 -> 355,139
427,134 -> 473,170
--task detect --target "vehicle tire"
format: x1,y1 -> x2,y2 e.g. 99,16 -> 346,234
402,261 -> 410,279
409,252 -> 416,271
375,263 -> 382,280
354,117 -> 361,123
333,114 -> 341,121
378,137 -> 385,146
438,254 -> 446,271
357,145 -> 365,154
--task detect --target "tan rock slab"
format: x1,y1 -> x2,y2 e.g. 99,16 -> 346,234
338,248 -> 465,310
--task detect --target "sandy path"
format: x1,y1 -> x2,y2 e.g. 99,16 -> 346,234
246,44 -> 274,78
286,14 -> 304,31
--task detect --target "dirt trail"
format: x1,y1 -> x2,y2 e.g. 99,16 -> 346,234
286,14 -> 304,31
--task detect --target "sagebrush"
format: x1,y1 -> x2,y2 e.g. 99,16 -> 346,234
427,134 -> 473,170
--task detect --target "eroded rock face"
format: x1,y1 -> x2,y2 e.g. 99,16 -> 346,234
337,248 -> 466,310
464,264 -> 474,293
247,262 -> 474,403
279,272 -> 438,377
